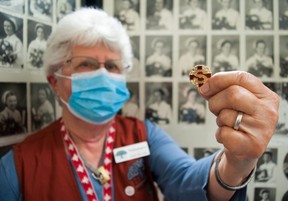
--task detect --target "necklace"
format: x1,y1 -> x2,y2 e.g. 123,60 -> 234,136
60,120 -> 116,201
80,139 -> 110,184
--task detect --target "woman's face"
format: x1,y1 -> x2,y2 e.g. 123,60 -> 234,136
254,0 -> 263,9
154,41 -> 164,54
38,89 -> 47,103
122,0 -> 131,9
187,41 -> 199,53
36,27 -> 45,40
153,91 -> 163,103
51,43 -> 121,103
221,0 -> 231,9
3,20 -> 14,36
256,42 -> 266,55
187,90 -> 197,102
222,42 -> 232,55
6,95 -> 17,111
188,0 -> 198,8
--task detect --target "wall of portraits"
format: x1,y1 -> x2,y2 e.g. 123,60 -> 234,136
104,0 -> 288,200
0,0 -> 78,147
0,0 -> 287,200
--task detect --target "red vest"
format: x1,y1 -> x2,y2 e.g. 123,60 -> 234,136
13,116 -> 159,201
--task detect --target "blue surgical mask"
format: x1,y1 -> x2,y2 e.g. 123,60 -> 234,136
55,68 -> 130,124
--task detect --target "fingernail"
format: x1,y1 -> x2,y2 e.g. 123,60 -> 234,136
199,83 -> 209,94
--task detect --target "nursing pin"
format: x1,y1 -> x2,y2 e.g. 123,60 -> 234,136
92,166 -> 110,184
189,65 -> 212,87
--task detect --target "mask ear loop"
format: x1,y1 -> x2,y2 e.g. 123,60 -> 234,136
54,72 -> 71,79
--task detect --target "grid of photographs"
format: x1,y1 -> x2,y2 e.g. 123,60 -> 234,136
0,0 -> 78,155
104,0 -> 288,200
0,0 -> 287,200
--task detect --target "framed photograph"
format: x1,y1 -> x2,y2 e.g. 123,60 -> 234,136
0,0 -> 25,14
245,35 -> 274,77
245,0 -> 273,30
119,82 -> 140,119
179,0 -> 208,30
255,148 -> 277,183
28,0 -> 53,23
178,82 -> 206,124
177,35 -> 206,77
211,35 -> 240,72
279,0 -> 288,30
0,82 -> 27,136
254,187 -> 276,201
127,36 -> 140,78
30,83 -> 56,132
56,0 -> 76,22
114,0 -> 140,31
279,36 -> 288,77
27,20 -> 52,69
212,0 -> 240,30
0,13 -> 23,69
145,35 -> 172,77
145,82 -> 172,125
146,0 -> 173,30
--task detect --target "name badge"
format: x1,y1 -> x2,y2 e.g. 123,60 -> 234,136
113,141 -> 150,163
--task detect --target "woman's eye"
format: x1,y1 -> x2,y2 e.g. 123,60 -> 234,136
77,61 -> 97,69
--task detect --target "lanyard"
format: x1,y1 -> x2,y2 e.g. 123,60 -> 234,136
60,120 -> 115,201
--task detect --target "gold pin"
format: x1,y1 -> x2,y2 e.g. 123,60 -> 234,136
92,166 -> 110,184
189,65 -> 212,87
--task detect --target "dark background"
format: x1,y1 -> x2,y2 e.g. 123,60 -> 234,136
82,0 -> 102,8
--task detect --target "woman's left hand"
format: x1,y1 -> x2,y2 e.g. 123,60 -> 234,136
198,71 -> 279,165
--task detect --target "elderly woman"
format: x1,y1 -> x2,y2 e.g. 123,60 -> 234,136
0,8 -> 279,201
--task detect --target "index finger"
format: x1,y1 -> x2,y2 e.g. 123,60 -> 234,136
198,71 -> 270,100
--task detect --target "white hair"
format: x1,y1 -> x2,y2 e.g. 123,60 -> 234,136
43,8 -> 133,75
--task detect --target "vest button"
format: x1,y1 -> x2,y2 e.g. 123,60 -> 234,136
125,186 -> 135,196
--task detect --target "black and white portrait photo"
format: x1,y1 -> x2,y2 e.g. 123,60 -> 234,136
212,0 -> 240,30
279,0 -> 288,30
179,0 -> 208,30
284,152 -> 288,180
119,82 -> 140,119
212,36 -> 239,72
254,188 -> 276,201
0,0 -> 24,14
27,20 -> 52,69
255,148 -> 277,183
145,82 -> 172,125
30,83 -> 55,131
280,36 -> 288,77
56,0 -> 75,22
246,0 -> 273,30
29,0 -> 53,22
114,0 -> 140,31
282,191 -> 288,201
177,35 -> 206,77
146,0 -> 173,30
276,83 -> 288,135
0,82 -> 27,136
127,36 -> 140,78
245,36 -> 274,78
193,148 -> 218,160
178,83 -> 206,124
0,13 -> 23,69
145,36 -> 172,77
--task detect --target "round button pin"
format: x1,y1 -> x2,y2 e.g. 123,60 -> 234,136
125,186 -> 135,196
189,65 -> 212,87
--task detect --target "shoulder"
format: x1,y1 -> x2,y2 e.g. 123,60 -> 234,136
13,119 -> 62,153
